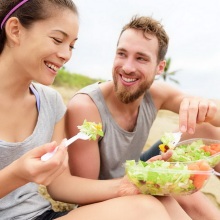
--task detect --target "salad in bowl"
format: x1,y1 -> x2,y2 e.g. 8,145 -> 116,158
125,159 -> 218,196
160,137 -> 220,167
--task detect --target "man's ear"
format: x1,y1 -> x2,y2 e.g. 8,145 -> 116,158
5,17 -> 22,46
156,59 -> 166,76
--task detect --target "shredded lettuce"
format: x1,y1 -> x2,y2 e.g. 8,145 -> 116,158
169,140 -> 220,167
125,160 -> 202,195
161,132 -> 176,146
77,119 -> 104,140
160,132 -> 181,149
207,153 -> 220,167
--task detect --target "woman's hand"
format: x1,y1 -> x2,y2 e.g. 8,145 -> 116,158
12,139 -> 68,186
118,176 -> 140,197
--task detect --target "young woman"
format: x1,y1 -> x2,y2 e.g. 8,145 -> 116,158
0,1 -> 191,219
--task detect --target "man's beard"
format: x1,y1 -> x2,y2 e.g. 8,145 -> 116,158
113,76 -> 154,104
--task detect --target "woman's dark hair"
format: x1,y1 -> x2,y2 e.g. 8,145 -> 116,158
0,0 -> 78,54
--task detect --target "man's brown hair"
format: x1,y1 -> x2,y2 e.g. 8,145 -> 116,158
119,16 -> 169,62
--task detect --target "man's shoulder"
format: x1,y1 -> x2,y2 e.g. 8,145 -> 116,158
69,92 -> 95,108
148,81 -> 168,109
149,81 -> 172,95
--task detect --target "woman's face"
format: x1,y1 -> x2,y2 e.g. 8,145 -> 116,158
14,8 -> 79,85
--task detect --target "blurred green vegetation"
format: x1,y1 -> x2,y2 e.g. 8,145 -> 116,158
156,57 -> 180,84
53,67 -> 104,89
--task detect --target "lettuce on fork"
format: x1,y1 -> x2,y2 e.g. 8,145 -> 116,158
77,119 -> 104,140
159,132 -> 182,152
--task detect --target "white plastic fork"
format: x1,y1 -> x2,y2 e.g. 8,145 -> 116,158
41,132 -> 91,161
168,131 -> 182,149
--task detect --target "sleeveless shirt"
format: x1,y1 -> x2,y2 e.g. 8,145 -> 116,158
75,82 -> 157,180
0,83 -> 66,220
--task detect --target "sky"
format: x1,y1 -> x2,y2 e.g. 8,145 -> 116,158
65,0 -> 220,99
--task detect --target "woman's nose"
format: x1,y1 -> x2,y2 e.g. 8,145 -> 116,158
57,47 -> 72,63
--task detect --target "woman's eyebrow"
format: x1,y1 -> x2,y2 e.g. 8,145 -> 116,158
51,29 -> 78,41
52,29 -> 68,37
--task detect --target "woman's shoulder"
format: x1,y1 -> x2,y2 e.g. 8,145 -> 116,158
32,83 -> 64,107
32,83 -> 63,101
32,83 -> 58,94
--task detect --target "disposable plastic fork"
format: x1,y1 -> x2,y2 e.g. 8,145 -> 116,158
168,131 -> 182,149
213,170 -> 220,176
41,132 -> 91,161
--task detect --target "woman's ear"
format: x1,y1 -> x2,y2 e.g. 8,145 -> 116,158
156,59 -> 166,76
5,17 -> 22,46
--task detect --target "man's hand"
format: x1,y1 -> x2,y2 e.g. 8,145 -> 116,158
147,150 -> 173,162
179,97 -> 217,134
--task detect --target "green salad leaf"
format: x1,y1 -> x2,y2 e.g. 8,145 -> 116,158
125,160 -> 197,195
170,140 -> 209,162
161,132 -> 176,146
169,139 -> 220,167
77,119 -> 104,140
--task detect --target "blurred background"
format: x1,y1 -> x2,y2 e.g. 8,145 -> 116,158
64,0 -> 220,99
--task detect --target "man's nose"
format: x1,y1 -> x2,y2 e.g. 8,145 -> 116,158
122,58 -> 136,74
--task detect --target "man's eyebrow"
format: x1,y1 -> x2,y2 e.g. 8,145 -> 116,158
137,52 -> 151,58
116,48 -> 127,53
117,48 -> 151,58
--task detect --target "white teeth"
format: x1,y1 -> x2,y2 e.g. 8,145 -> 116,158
122,76 -> 136,82
45,62 -> 59,71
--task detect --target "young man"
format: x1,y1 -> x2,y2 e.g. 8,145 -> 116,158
66,16 -> 220,220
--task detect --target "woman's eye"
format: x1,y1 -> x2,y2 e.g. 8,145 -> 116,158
70,45 -> 75,50
52,37 -> 75,51
53,38 -> 62,44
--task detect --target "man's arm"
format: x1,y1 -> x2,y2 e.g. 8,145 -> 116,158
66,94 -> 102,179
150,81 -> 217,134
149,81 -> 185,113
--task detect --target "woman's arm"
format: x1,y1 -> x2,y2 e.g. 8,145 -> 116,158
0,161 -> 27,198
47,169 -> 139,205
0,140 -> 67,199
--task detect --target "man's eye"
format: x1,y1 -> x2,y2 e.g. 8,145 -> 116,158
117,52 -> 125,56
137,57 -> 147,61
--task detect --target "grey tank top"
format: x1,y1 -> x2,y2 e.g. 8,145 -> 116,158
0,83 -> 66,220
76,82 -> 157,180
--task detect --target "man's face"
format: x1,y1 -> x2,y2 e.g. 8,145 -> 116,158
112,28 -> 165,103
